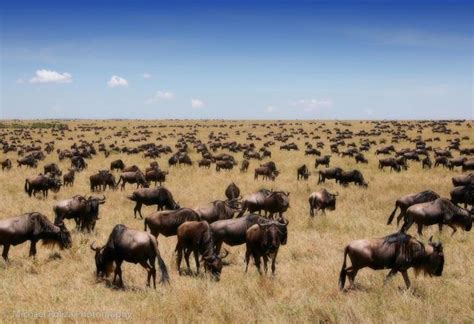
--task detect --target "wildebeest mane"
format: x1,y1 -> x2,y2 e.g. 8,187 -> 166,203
414,190 -> 440,203
383,232 -> 425,269
439,198 -> 468,220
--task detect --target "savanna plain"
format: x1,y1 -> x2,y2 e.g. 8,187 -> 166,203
0,119 -> 473,323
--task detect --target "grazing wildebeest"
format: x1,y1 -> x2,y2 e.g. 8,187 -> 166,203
225,182 -> 240,201
44,163 -> 62,177
237,190 -> 290,218
194,200 -> 238,223
90,170 -> 115,192
401,198 -> 473,236
452,173 -> 474,187
210,214 -> 271,254
378,158 -> 401,172
0,212 -> 72,261
240,159 -> 249,172
110,159 -> 125,171
387,190 -> 440,226
123,165 -> 140,173
339,233 -> 444,290
145,169 -> 168,186
24,174 -> 62,197
337,169 -> 368,187
354,153 -> 368,164
315,155 -> 330,168
422,156 -> 432,169
127,187 -> 180,219
54,195 -> 106,232
144,208 -> 200,238
117,171 -> 149,190
463,159 -> 474,172
245,218 -> 288,275
90,224 -> 169,288
305,148 -> 320,156
176,221 -> 226,280
63,169 -> 75,187
318,167 -> 342,184
297,164 -> 310,180
254,166 -> 279,181
17,156 -> 38,168
450,185 -> 474,208
448,157 -> 466,170
1,159 -> 12,170
308,189 -> 338,216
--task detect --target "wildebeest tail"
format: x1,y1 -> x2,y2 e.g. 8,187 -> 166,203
387,204 -> 398,225
144,217 -> 148,231
24,179 -> 31,197
151,238 -> 169,284
126,193 -> 137,201
338,246 -> 348,290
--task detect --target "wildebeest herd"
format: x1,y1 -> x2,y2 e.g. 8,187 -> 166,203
0,120 -> 473,319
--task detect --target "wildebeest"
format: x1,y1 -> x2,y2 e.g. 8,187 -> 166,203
0,212 -> 72,261
1,159 -> 12,170
422,156 -> 432,169
144,208 -> 200,238
71,156 -> 87,171
90,170 -> 115,192
463,159 -> 474,172
297,164 -> 310,180
176,221 -> 226,280
110,159 -> 125,171
237,190 -> 290,218
127,187 -> 180,218
254,166 -> 278,181
210,214 -> 270,254
387,190 -> 440,226
337,169 -> 368,187
308,189 -> 338,216
378,158 -> 401,172
452,173 -> 474,187
17,156 -> 38,168
225,182 -> 240,201
318,167 -> 342,184
198,158 -> 212,168
354,153 -> 368,164
63,169 -> 75,187
24,174 -> 62,197
315,155 -> 330,168
90,224 -> 169,288
216,160 -> 234,171
117,171 -> 149,190
245,218 -> 288,275
145,169 -> 168,186
401,198 -> 473,236
54,195 -> 106,232
194,200 -> 238,223
434,156 -> 449,168
450,185 -> 474,208
338,232 -> 444,290
44,163 -> 62,177
240,159 -> 249,172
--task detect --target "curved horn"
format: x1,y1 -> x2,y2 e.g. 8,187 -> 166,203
334,192 -> 339,196
220,249 -> 229,259
99,194 -> 106,202
428,236 -> 433,243
90,241 -> 100,252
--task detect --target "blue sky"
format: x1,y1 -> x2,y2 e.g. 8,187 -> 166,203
1,1 -> 472,119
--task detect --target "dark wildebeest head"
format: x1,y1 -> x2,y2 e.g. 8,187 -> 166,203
422,236 -> 445,277
225,182 -> 241,201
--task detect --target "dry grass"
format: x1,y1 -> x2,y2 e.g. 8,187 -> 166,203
0,120 -> 473,322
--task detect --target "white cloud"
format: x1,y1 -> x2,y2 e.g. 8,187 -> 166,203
142,73 -> 152,79
266,105 -> 276,112
191,98 -> 204,108
29,69 -> 72,84
292,98 -> 333,111
145,90 -> 175,104
107,75 -> 129,88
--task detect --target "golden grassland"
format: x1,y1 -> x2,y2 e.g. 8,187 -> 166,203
0,120 -> 473,322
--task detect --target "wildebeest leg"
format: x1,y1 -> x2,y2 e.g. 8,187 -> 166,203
139,260 -> 153,287
184,249 -> 192,274
253,253 -> 262,275
2,244 -> 10,261
417,223 -> 423,236
309,205 -> 314,217
114,260 -> 124,287
271,250 -> 278,275
244,249 -> 251,272
438,223 -> 443,232
347,268 -> 357,290
384,269 -> 397,285
448,223 -> 457,236
401,270 -> 411,289
263,255 -> 268,274
215,241 -> 223,254
29,240 -> 37,257
176,245 -> 183,275
74,217 -> 81,230
193,248 -> 200,274
134,202 -> 142,219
